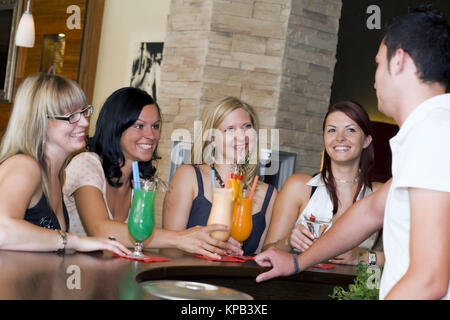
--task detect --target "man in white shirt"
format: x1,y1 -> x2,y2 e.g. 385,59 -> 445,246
255,5 -> 450,300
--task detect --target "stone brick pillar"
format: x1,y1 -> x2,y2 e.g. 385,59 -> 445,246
277,0 -> 342,174
154,0 -> 342,226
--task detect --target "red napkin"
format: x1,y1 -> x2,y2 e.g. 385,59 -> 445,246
193,254 -> 254,263
113,253 -> 171,263
312,263 -> 335,270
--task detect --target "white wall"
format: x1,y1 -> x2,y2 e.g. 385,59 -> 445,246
90,0 -> 170,135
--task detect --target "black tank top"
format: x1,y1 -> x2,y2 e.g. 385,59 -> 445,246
187,166 -> 274,255
24,194 -> 69,231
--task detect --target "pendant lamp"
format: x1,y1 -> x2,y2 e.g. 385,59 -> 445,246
15,0 -> 35,48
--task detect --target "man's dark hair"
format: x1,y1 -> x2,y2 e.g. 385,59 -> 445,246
384,4 -> 450,89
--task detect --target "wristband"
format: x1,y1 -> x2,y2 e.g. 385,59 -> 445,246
292,252 -> 300,274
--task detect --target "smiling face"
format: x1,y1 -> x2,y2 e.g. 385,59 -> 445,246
120,104 -> 160,164
46,107 -> 90,157
215,108 -> 256,165
323,111 -> 372,164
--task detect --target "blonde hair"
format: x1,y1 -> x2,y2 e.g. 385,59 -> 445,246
0,73 -> 87,199
192,96 -> 260,188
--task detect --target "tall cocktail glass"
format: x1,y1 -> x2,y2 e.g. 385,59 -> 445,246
128,179 -> 156,257
302,215 -> 331,239
207,188 -> 234,241
230,189 -> 252,242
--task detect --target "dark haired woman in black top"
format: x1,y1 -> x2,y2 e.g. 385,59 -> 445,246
63,87 -> 241,259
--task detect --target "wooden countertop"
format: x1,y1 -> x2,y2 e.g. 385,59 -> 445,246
0,249 -> 356,300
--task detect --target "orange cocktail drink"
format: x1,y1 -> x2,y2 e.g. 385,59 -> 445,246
231,191 -> 253,242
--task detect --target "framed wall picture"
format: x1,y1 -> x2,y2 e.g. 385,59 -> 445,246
126,32 -> 164,101
0,0 -> 22,102
129,41 -> 163,101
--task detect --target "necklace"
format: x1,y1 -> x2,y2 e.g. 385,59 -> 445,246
211,165 -> 225,188
334,176 -> 359,184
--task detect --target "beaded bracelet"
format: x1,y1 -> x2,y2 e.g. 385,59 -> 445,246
56,230 -> 67,255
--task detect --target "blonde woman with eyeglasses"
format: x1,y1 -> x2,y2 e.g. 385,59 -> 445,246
0,73 -> 130,255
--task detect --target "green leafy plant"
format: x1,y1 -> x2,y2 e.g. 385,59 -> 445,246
330,263 -> 383,300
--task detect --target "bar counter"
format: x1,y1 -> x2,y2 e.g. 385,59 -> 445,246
0,249 -> 356,300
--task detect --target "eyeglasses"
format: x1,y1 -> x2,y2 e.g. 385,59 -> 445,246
48,105 -> 94,124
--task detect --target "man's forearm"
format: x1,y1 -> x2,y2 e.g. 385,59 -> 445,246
298,188 -> 386,271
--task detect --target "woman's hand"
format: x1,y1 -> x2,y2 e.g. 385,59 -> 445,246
289,224 -> 315,252
328,247 -> 365,266
225,236 -> 244,256
174,225 -> 242,259
69,234 -> 132,256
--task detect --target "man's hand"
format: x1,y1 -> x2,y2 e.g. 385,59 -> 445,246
254,246 -> 296,282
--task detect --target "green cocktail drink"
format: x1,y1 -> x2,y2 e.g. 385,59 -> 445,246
128,189 -> 156,257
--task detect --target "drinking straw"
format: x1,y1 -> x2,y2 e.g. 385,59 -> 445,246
249,175 -> 259,199
132,161 -> 141,190
211,168 -> 216,188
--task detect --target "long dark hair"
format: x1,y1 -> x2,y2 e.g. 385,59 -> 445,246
321,101 -> 374,215
87,87 -> 161,187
